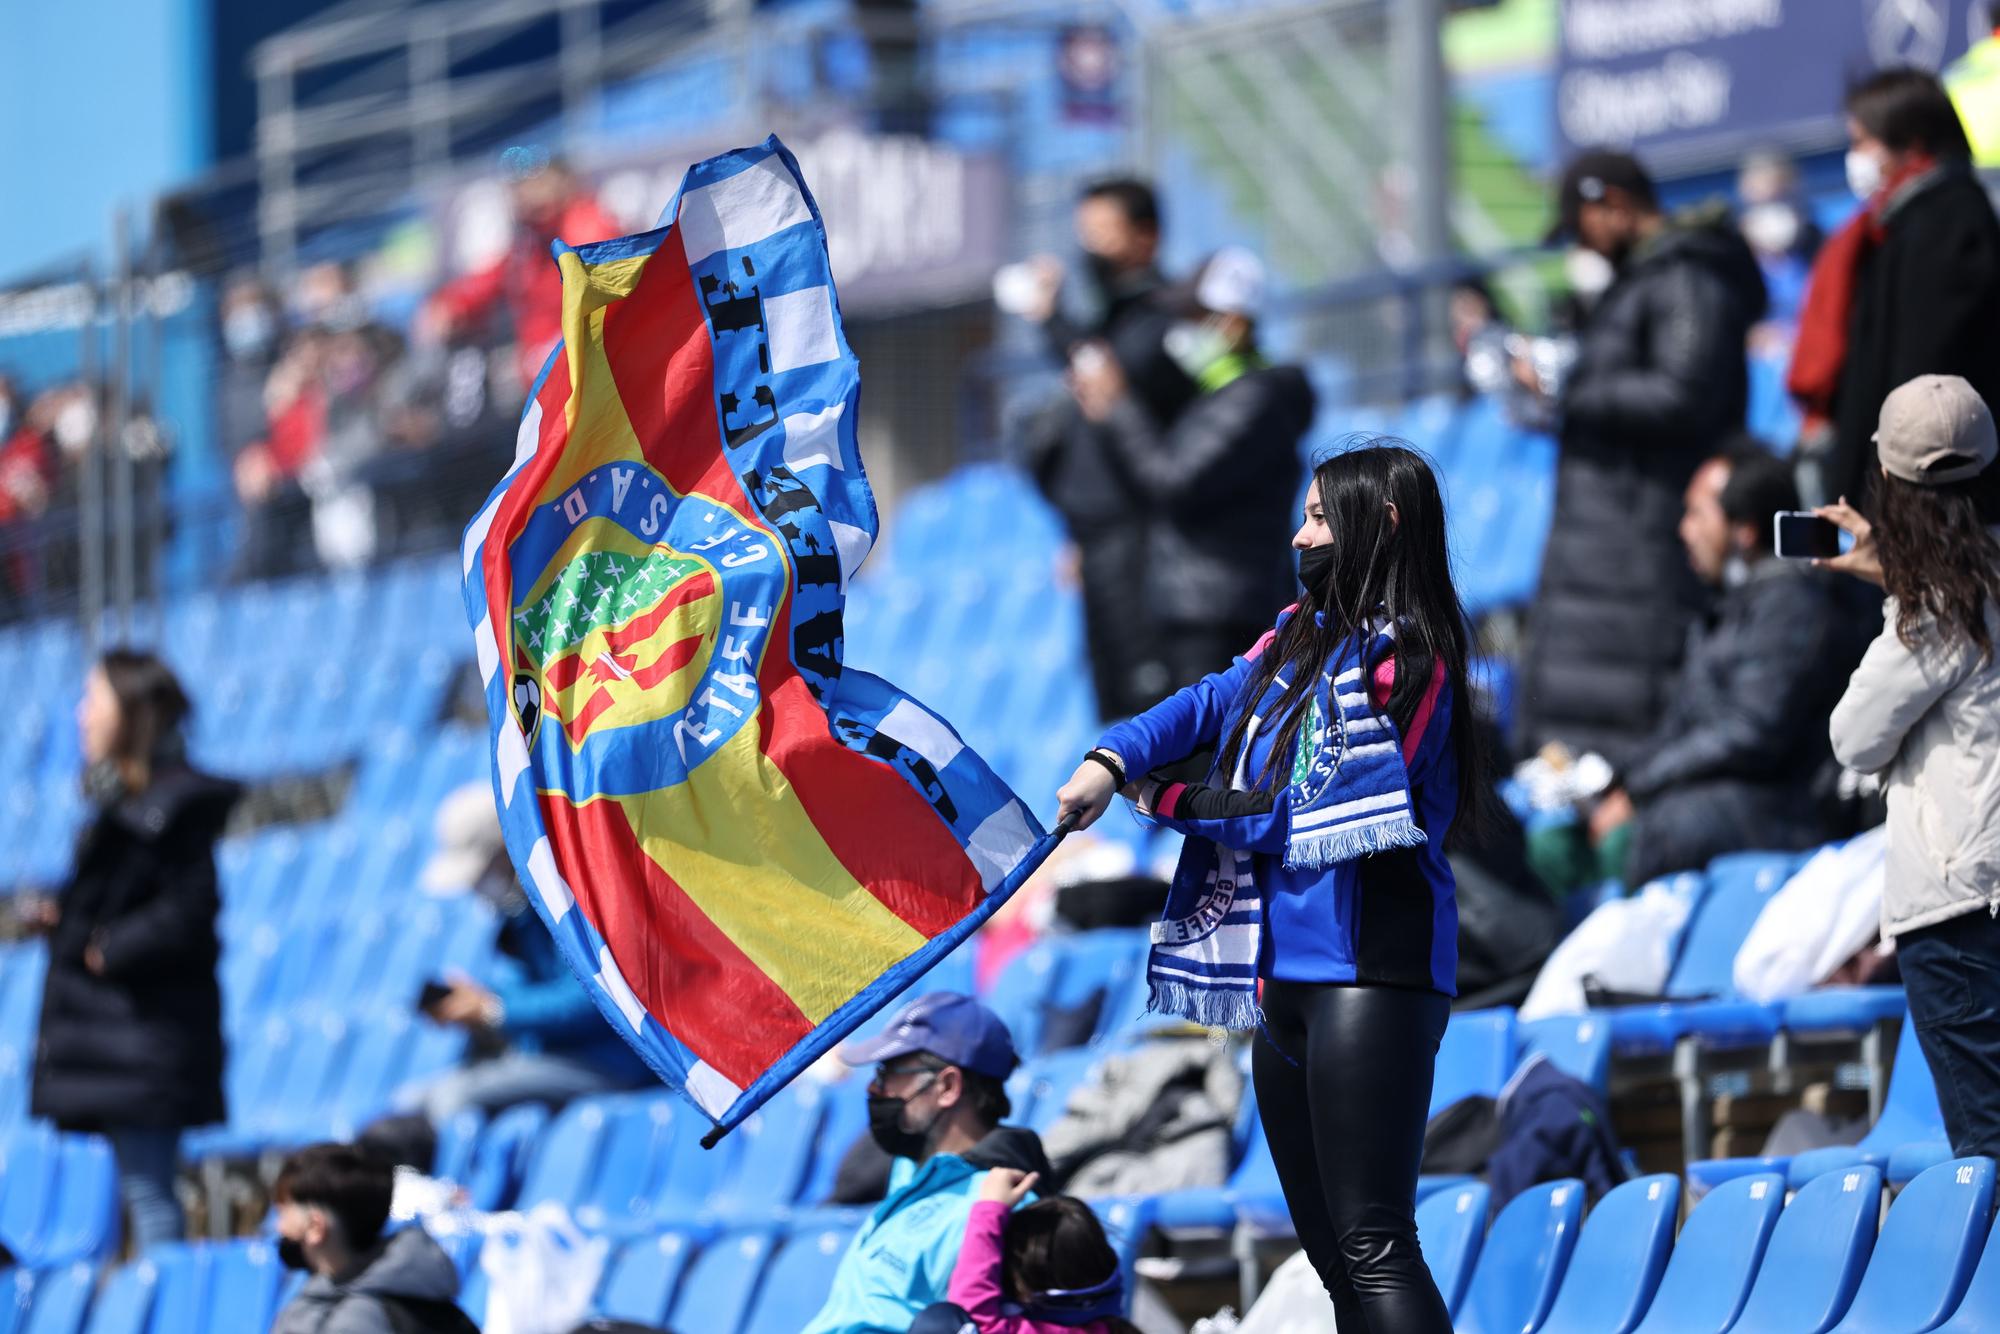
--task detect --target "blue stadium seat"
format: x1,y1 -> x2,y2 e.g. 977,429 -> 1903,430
1038,932 -> 1149,1056
1415,1179 -> 1490,1316
575,1096 -> 680,1232
701,1079 -> 831,1222
667,1231 -> 775,1334
1537,1175 -> 1680,1334
204,1241 -> 285,1334
432,1107 -> 486,1187
982,941 -> 1063,1059
144,1243 -> 210,1334
1433,1008 -> 1517,1113
742,1224 -> 858,1334
1934,1203 -> 2000,1331
79,1262 -> 154,1334
0,1122 -> 59,1260
1886,1137 -> 1955,1186
1016,1047 -> 1105,1135
1825,1157 -> 1993,1333
20,1264 -> 94,1334
464,1102 -> 553,1212
1454,1179 -> 1585,1334
1730,1164 -> 1882,1334
0,1270 -> 27,1334
1782,1014 -> 1945,1190
645,1095 -> 737,1222
1519,1015 -> 1613,1092
1630,1173 -> 1785,1334
595,1232 -> 696,1325
39,1134 -> 118,1266
798,1083 -> 869,1208
516,1099 -> 614,1213
1606,852 -> 1803,1056
1780,986 -> 1907,1038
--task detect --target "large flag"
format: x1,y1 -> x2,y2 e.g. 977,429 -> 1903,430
460,137 -> 1057,1137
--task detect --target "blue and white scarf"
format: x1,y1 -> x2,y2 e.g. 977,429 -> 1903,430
1145,626 -> 1427,1030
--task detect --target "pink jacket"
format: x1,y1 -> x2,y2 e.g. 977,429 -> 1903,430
946,1202 -> 1119,1334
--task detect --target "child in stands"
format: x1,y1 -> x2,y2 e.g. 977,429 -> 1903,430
909,1168 -> 1141,1334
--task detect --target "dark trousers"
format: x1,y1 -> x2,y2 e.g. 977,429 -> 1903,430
1253,980 -> 1455,1333
1898,907 -> 2000,1159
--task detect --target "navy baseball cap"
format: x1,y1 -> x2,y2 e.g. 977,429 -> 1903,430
840,991 -> 1019,1080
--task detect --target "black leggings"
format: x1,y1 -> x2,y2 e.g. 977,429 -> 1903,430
1254,980 -> 1454,1334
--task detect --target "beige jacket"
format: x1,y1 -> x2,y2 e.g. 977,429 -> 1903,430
1830,591 -> 2000,936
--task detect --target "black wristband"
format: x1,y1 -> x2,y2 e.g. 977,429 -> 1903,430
1083,749 -> 1126,788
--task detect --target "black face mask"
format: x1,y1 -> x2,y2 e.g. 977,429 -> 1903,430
1297,543 -> 1336,598
867,1093 -> 938,1160
276,1235 -> 311,1272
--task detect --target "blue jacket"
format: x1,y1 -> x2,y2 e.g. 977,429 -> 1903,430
1100,625 -> 1461,993
489,909 -> 652,1083
802,1126 -> 1052,1334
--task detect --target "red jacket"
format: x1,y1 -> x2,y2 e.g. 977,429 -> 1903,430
432,195 -> 622,392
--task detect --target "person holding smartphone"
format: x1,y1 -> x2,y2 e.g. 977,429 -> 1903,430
1824,374 -> 2000,1159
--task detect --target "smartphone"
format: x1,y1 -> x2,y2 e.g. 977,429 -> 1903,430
1774,511 -> 1843,561
417,980 -> 453,1013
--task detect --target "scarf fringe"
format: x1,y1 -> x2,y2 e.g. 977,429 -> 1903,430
1284,817 -> 1427,872
1147,977 -> 1264,1032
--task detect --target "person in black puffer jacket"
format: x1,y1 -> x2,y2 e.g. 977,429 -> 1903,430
1065,247 -> 1313,693
29,649 -> 239,1252
1517,149 -> 1769,770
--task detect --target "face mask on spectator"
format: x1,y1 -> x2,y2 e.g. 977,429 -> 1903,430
1297,542 -> 1337,597
1164,318 -> 1232,381
224,306 -> 276,360
54,399 -> 96,456
276,1234 -> 310,1272
867,1081 -> 941,1159
1565,246 -> 1616,300
1741,202 -> 1801,256
1846,148 -> 1885,201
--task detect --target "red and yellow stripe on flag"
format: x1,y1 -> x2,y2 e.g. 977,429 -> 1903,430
460,137 -> 1057,1135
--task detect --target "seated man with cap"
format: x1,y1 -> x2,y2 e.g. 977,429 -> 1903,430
803,992 -> 1054,1334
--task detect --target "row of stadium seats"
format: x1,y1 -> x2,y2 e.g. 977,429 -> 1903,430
9,1150 -> 1997,1334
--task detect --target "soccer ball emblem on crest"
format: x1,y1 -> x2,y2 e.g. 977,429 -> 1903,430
512,671 -> 543,742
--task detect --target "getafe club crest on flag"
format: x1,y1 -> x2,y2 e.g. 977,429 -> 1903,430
461,137 -> 1058,1137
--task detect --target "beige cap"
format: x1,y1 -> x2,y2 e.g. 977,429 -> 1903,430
1875,374 -> 1998,485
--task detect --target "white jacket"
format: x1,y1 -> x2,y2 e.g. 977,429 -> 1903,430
1829,589 -> 2000,936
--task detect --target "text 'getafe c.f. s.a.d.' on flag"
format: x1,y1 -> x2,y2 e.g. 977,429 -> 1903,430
460,137 -> 1057,1136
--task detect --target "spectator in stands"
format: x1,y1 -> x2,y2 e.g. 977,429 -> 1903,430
1017,177 -> 1196,720
28,650 -> 240,1251
1790,68 -> 2000,508
909,1169 -> 1140,1334
422,150 -> 621,396
1824,374 -> 2000,1161
218,272 -> 284,464
1058,444 -> 1484,1334
1517,149 -> 1768,770
1065,248 -> 1311,694
1735,149 -> 1822,323
1570,443 -> 1872,889
0,373 -> 54,616
270,1142 -> 474,1334
395,784 -> 651,1124
803,992 -> 1052,1334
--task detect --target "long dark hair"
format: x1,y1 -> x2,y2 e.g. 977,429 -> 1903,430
1218,441 -> 1487,837
1001,1196 -> 1140,1334
96,648 -> 191,789
1870,467 -> 2000,661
